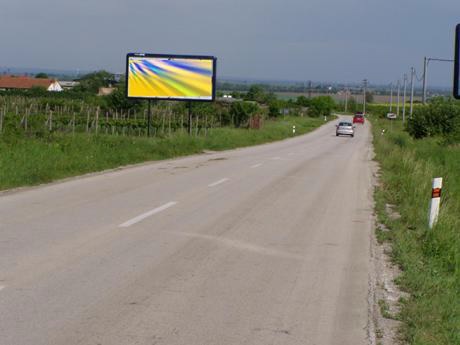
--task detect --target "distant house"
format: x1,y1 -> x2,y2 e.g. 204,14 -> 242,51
98,87 -> 116,96
59,80 -> 80,90
0,75 -> 63,92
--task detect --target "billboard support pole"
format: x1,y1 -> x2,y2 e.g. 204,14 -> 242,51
188,101 -> 192,135
147,99 -> 152,137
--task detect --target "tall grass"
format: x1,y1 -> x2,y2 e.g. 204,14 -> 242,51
0,116 -> 329,190
372,118 -> 460,345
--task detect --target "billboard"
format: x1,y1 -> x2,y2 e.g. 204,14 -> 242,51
454,24 -> 460,99
126,53 -> 217,101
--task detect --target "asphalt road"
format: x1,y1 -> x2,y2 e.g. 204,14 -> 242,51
0,117 -> 374,345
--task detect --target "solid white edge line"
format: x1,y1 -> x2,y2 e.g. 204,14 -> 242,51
251,163 -> 263,168
119,201 -> 177,228
208,178 -> 229,187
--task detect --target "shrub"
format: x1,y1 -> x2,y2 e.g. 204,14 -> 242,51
406,98 -> 460,141
308,96 -> 335,117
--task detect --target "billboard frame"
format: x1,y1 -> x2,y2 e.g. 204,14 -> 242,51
125,52 -> 217,102
454,24 -> 460,99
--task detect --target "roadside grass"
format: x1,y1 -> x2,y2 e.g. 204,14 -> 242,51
0,116 -> 331,190
371,117 -> 460,345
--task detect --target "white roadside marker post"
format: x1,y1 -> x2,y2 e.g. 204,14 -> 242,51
292,125 -> 296,135
428,177 -> 443,228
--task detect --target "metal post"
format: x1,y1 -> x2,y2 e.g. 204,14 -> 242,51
409,67 -> 415,118
344,88 -> 348,113
147,99 -> 152,137
363,79 -> 367,114
188,101 -> 192,135
402,74 -> 407,123
396,80 -> 400,117
422,57 -> 428,104
389,83 -> 393,113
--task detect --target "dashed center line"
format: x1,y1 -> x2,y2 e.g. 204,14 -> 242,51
208,178 -> 229,187
288,153 -> 295,156
0,285 -> 5,292
271,156 -> 281,160
119,201 -> 177,228
251,163 -> 263,168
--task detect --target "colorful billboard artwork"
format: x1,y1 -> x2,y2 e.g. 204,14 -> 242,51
126,54 -> 216,101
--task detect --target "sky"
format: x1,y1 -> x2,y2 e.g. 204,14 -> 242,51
0,0 -> 459,87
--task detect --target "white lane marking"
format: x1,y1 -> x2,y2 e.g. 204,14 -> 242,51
119,202 -> 177,228
208,178 -> 229,187
0,285 -> 5,292
288,152 -> 295,156
251,163 -> 263,168
271,156 -> 281,160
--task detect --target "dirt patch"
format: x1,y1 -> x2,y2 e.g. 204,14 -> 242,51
369,162 -> 408,345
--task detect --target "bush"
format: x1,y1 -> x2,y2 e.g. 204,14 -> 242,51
230,101 -> 259,127
308,96 -> 335,117
406,98 -> 460,140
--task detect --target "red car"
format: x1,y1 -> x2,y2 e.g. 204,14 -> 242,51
353,113 -> 365,124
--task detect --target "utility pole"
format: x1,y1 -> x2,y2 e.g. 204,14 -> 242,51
422,56 -> 428,104
344,88 -> 349,113
422,57 -> 454,104
363,79 -> 367,114
389,83 -> 393,113
402,74 -> 407,123
308,80 -> 312,98
396,80 -> 400,117
409,67 -> 415,118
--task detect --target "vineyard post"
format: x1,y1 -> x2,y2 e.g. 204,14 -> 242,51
188,101 -> 192,135
0,109 -> 3,134
86,108 -> 90,133
205,115 -> 208,136
168,109 -> 171,136
95,107 -> 100,135
49,110 -> 53,131
24,108 -> 28,132
147,99 -> 152,137
105,111 -> 109,134
72,112 -> 76,135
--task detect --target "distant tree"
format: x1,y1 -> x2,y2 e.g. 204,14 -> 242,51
296,95 -> 311,107
231,91 -> 242,99
268,100 -> 281,117
35,73 -> 49,79
245,85 -> 266,103
230,101 -> 259,127
75,70 -> 114,94
308,96 -> 336,117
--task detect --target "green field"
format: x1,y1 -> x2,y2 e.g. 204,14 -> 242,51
0,116 -> 331,191
371,117 -> 460,345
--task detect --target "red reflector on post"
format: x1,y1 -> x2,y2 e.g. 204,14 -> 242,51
432,188 -> 441,198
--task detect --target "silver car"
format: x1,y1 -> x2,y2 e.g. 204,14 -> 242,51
336,121 -> 355,137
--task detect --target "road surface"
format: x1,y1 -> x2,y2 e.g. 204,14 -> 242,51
0,117 -> 374,345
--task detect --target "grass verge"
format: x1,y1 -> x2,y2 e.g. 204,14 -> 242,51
0,116 -> 331,190
371,117 -> 460,345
